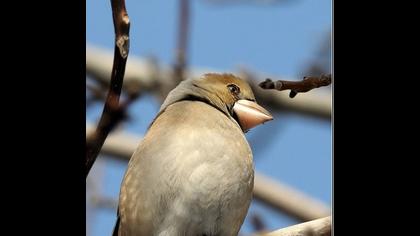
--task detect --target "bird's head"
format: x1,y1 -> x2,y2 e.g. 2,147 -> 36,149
159,73 -> 273,132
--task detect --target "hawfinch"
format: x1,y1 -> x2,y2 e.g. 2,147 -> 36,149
114,73 -> 273,236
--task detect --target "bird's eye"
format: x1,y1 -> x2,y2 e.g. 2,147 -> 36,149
227,84 -> 240,95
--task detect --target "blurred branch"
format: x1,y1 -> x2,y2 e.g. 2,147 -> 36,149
90,195 -> 118,210
302,31 -> 331,78
86,124 -> 141,158
259,74 -> 331,98
253,174 -> 330,221
86,83 -> 105,105
86,45 -> 331,119
86,124 -> 331,221
250,213 -> 268,234
258,216 -> 331,236
85,0 -> 131,178
173,0 -> 190,83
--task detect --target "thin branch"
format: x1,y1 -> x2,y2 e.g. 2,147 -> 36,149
259,74 -> 332,98
239,69 -> 331,119
86,46 -> 332,119
173,0 -> 190,83
85,0 -> 130,178
86,124 -> 142,158
258,216 -> 331,236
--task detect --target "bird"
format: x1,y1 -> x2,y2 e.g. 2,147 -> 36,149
113,73 -> 273,236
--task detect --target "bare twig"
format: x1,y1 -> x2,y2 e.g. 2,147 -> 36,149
86,90 -> 140,171
239,69 -> 331,119
258,216 -> 331,236
86,46 -> 332,119
259,74 -> 331,98
86,0 -> 131,178
173,0 -> 190,83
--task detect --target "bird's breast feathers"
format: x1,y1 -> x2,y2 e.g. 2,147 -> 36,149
119,100 -> 254,236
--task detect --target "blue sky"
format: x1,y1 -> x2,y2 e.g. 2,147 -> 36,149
87,0 -> 331,235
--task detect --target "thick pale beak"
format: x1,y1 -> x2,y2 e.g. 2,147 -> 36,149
232,99 -> 273,132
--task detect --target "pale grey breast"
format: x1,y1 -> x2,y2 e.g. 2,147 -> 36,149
118,101 -> 254,236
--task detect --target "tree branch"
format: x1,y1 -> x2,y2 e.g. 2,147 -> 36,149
173,0 -> 190,83
85,0 -> 131,178
259,74 -> 331,98
86,45 -> 332,119
253,173 -> 330,221
258,216 -> 331,236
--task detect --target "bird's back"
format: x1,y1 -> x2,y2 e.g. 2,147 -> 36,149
117,100 -> 254,236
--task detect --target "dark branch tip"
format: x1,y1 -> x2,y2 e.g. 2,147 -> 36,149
320,74 -> 332,85
259,78 -> 275,89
